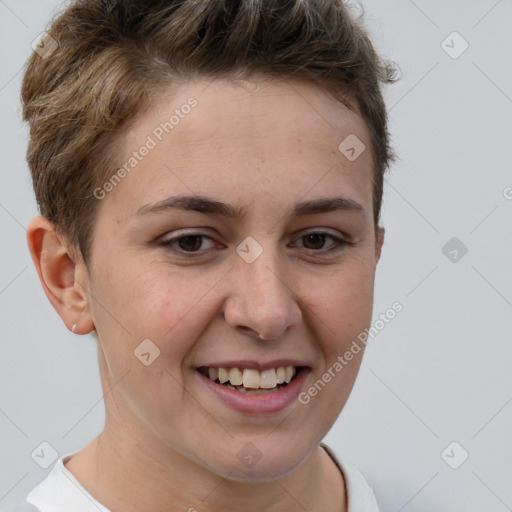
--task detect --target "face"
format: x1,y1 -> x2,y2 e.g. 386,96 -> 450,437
83,78 -> 383,480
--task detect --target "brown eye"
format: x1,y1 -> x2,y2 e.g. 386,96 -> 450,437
159,232 -> 216,254
177,235 -> 203,252
291,231 -> 348,253
302,233 -> 326,250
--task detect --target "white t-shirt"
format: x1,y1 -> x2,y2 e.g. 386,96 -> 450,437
17,444 -> 379,512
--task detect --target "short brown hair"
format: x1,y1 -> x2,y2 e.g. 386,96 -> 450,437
22,0 -> 396,266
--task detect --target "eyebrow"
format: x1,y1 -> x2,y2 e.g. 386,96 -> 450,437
135,195 -> 366,220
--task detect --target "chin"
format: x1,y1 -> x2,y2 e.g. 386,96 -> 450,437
200,439 -> 313,483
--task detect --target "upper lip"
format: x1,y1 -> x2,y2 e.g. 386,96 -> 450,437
196,360 -> 310,371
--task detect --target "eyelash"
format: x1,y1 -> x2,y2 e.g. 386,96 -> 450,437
158,231 -> 349,256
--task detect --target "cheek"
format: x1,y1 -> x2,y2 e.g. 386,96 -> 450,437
297,263 -> 374,428
93,260 -> 226,362
308,257 -> 376,345
89,262 -> 217,429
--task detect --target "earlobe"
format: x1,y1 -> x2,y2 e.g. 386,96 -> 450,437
26,216 -> 95,334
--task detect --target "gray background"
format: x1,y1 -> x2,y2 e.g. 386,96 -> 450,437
1,1 -> 511,510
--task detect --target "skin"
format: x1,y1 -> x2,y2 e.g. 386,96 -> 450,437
27,77 -> 384,512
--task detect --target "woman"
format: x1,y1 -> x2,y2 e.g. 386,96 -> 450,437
19,0 -> 395,510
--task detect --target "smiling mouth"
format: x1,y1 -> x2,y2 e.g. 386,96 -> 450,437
197,366 -> 304,394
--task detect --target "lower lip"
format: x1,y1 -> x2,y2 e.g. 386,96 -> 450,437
196,368 -> 309,415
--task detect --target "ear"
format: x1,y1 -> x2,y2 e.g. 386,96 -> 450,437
26,216 -> 95,335
375,226 -> 385,263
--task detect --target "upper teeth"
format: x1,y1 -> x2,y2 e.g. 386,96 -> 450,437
207,366 -> 297,389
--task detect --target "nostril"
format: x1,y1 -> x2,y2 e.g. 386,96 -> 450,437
238,326 -> 268,340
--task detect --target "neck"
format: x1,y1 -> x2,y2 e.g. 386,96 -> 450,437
64,421 -> 346,512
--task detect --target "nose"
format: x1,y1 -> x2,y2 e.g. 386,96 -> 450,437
222,248 -> 302,340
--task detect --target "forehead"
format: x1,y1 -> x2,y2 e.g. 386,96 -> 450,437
139,78 -> 367,150
105,78 -> 374,217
